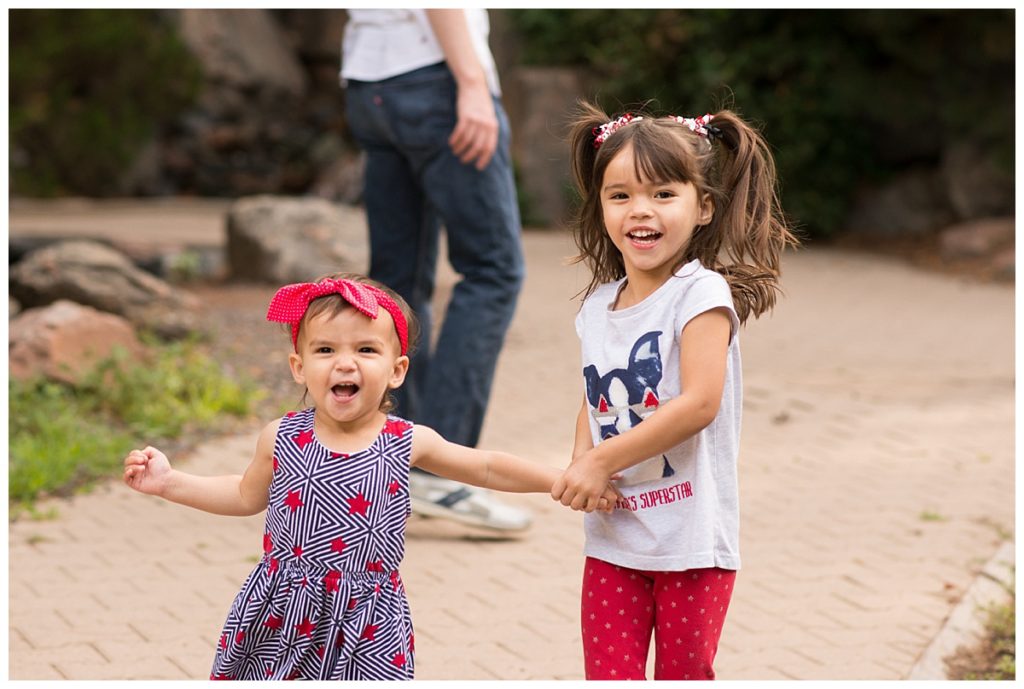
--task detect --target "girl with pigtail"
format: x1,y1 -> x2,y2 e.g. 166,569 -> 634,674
551,100 -> 799,680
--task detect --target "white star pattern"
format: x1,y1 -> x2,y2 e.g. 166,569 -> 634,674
581,562 -> 736,680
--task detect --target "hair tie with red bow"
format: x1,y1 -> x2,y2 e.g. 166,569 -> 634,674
266,278 -> 409,355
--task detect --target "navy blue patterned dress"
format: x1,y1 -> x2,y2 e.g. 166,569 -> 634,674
209,408 -> 415,680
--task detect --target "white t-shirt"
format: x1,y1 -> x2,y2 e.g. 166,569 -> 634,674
575,260 -> 742,572
341,9 -> 501,96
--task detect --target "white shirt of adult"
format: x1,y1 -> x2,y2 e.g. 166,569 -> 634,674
341,9 -> 501,96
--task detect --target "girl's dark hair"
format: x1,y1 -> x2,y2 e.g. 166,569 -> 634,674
568,100 -> 800,324
293,272 -> 420,413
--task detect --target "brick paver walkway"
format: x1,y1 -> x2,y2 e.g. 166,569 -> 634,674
8,202 -> 1014,679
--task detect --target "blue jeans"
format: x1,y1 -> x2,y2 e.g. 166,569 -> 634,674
345,62 -> 525,448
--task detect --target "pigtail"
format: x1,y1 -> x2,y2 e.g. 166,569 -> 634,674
567,101 -> 627,297
700,111 -> 799,324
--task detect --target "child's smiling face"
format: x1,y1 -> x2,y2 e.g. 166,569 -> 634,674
600,142 -> 714,284
288,306 -> 409,430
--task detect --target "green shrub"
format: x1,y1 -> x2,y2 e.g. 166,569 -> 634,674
9,9 -> 201,196
507,9 -> 1013,238
9,340 -> 259,513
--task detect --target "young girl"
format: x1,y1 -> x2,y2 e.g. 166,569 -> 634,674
551,102 -> 799,680
123,273 -> 616,681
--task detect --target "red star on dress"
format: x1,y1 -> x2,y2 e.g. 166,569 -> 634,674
330,451 -> 348,459
220,632 -> 229,650
366,559 -> 384,572
284,490 -> 304,512
265,667 -> 274,678
382,418 -> 412,438
347,597 -> 358,610
347,492 -> 372,516
211,672 -> 234,680
292,545 -> 303,558
263,532 -> 273,553
293,429 -> 314,449
273,456 -> 279,472
388,480 -> 401,495
286,411 -> 297,418
316,645 -> 326,659
295,618 -> 316,638
361,624 -> 379,641
268,557 -> 279,574
410,632 -> 415,651
235,630 -> 246,644
335,631 -> 345,648
264,614 -> 283,630
325,570 -> 342,593
390,571 -> 402,591
374,582 -> 382,595
330,537 -> 347,553
392,653 -> 407,667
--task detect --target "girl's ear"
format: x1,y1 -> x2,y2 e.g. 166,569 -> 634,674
389,355 -> 410,390
288,351 -> 306,385
698,192 -> 715,226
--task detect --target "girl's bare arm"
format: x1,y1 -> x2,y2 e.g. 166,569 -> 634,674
123,419 -> 278,516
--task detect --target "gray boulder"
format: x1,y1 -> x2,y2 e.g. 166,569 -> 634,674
175,9 -> 308,102
226,195 -> 369,283
9,240 -> 201,339
844,169 -> 955,238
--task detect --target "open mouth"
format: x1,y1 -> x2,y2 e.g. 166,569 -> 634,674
331,383 -> 359,400
627,228 -> 662,245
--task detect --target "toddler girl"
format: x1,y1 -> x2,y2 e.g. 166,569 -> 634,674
551,102 -> 799,679
124,273 -> 615,680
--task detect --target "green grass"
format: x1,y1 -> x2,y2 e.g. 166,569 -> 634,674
946,574 -> 1015,680
9,339 -> 260,516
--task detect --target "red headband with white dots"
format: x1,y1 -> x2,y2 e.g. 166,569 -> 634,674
266,278 -> 409,355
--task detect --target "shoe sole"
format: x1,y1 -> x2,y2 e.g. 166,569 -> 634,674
410,496 -> 531,533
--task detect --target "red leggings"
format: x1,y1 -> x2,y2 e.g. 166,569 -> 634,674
581,557 -> 736,680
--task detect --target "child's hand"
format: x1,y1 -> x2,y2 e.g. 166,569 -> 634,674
551,452 -> 620,513
123,446 -> 172,496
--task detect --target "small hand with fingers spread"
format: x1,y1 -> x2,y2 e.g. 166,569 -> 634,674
123,446 -> 172,496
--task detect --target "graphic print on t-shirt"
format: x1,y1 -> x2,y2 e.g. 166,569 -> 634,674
583,331 -> 675,486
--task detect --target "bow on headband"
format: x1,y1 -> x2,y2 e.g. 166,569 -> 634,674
592,113 -> 719,148
266,278 -> 409,355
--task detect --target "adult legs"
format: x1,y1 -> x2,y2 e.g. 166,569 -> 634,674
345,65 -> 527,531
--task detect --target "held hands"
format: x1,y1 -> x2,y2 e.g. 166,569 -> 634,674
551,451 -> 624,514
123,446 -> 172,496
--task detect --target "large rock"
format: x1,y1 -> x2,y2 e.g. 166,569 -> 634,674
941,142 -> 1014,220
844,169 -> 955,238
226,196 -> 369,283
939,217 -> 1015,260
175,9 -> 308,100
504,66 -> 586,227
9,300 -> 144,384
9,240 -> 201,339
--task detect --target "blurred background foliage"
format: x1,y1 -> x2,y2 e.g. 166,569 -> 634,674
7,9 -> 1014,241
9,9 -> 201,196
507,8 -> 1014,237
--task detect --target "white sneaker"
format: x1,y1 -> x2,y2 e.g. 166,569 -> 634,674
408,471 -> 533,532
